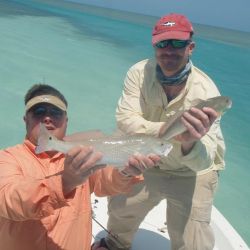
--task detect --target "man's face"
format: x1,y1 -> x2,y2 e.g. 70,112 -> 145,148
154,40 -> 195,76
23,103 -> 68,145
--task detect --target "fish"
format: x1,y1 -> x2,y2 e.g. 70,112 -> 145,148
35,124 -> 173,168
159,96 -> 232,140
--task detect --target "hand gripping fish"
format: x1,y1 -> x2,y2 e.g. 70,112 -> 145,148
35,124 -> 173,168
159,96 -> 232,140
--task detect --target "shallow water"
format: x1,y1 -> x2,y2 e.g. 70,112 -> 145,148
1,0 -> 250,245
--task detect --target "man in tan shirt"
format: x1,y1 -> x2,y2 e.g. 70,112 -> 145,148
94,13 -> 224,250
0,83 -> 160,250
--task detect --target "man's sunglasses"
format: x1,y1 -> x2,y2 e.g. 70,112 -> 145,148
154,39 -> 191,49
29,105 -> 65,119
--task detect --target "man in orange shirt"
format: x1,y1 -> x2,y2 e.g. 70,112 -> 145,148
0,84 -> 160,250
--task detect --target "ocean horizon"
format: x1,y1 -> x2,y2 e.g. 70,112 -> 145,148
1,0 -> 250,246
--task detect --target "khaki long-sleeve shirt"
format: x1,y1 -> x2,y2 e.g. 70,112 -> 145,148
0,140 -> 142,250
116,59 -> 225,175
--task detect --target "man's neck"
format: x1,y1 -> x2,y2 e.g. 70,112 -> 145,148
162,81 -> 186,102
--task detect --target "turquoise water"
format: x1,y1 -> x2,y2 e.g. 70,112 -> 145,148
1,0 -> 250,246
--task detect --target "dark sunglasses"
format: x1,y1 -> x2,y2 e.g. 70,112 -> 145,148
154,39 -> 191,49
30,105 -> 65,119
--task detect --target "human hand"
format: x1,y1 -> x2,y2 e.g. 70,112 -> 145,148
120,153 -> 161,177
62,145 -> 105,195
175,107 -> 218,143
175,107 -> 218,155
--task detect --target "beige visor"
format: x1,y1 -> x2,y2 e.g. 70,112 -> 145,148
25,95 -> 67,112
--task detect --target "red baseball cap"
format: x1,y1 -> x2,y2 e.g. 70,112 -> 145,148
152,13 -> 194,46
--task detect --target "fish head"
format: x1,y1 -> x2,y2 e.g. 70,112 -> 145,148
223,96 -> 232,109
210,96 -> 232,114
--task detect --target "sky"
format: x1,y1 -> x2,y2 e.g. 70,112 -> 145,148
66,0 -> 250,32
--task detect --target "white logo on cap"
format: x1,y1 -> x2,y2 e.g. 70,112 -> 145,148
162,21 -> 176,27
40,97 -> 50,101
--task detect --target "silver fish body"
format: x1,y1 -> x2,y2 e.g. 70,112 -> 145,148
160,96 -> 232,140
36,124 -> 173,168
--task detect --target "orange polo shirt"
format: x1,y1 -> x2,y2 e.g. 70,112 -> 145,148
0,140 -> 142,250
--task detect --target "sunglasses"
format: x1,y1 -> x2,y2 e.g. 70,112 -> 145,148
154,39 -> 191,49
29,105 -> 65,119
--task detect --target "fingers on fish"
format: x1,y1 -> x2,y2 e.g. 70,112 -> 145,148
132,153 -> 151,170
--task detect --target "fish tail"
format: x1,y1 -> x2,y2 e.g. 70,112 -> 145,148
35,123 -> 54,154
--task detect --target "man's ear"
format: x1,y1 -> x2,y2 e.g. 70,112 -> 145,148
23,115 -> 26,122
189,42 -> 195,56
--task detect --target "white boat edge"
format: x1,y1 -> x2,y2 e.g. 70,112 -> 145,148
91,195 -> 249,250
211,206 -> 249,249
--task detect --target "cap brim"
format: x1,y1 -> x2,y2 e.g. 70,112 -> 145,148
25,95 -> 67,112
152,31 -> 190,45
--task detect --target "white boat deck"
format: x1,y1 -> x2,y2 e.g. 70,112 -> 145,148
92,196 -> 249,250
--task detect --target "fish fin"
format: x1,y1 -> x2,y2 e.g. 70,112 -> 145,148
35,123 -> 56,154
111,129 -> 157,138
111,128 -> 126,137
163,143 -> 173,157
64,130 -> 105,142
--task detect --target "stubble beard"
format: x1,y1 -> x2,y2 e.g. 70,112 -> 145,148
158,54 -> 183,76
